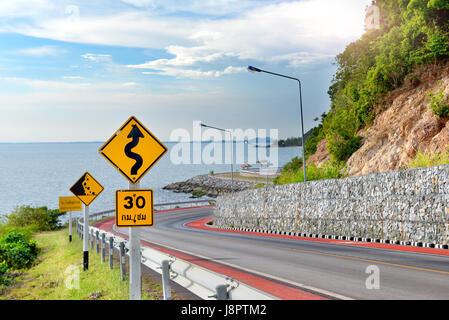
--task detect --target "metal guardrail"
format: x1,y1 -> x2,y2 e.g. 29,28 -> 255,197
76,200 -> 277,300
88,199 -> 216,221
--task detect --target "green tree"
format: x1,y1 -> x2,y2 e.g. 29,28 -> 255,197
308,0 -> 449,162
6,206 -> 64,232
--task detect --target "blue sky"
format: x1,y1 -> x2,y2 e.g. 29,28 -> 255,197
0,0 -> 371,142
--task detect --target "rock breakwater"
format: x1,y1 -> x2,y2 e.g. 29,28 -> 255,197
163,174 -> 256,198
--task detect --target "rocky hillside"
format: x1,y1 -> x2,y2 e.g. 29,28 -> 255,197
309,60 -> 449,176
347,61 -> 449,176
303,0 -> 449,178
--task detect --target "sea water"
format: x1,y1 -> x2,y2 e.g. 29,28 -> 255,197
0,142 -> 300,219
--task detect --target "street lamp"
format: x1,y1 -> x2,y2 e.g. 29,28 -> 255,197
247,65 -> 307,182
200,123 -> 234,195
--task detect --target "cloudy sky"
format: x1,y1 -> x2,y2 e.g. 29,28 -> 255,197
0,0 -> 371,142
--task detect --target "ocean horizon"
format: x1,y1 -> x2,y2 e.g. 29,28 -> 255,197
0,142 -> 300,220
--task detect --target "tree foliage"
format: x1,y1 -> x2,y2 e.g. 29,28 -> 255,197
319,0 -> 449,161
6,206 -> 64,232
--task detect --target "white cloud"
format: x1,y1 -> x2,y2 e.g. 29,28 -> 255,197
62,76 -> 85,80
0,76 -> 224,113
0,0 -> 53,18
122,0 -> 261,15
270,52 -> 335,68
81,53 -> 112,63
129,45 -> 226,69
8,11 -> 193,49
124,0 -> 369,77
3,77 -> 91,89
1,0 -> 371,79
141,65 -> 245,79
122,82 -> 139,87
4,1 -> 369,57
122,0 -> 155,8
186,0 -> 369,61
18,45 -> 66,57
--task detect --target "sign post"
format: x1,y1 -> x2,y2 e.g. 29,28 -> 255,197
99,116 -> 167,300
59,196 -> 82,242
128,182 -> 141,300
82,204 -> 89,270
70,172 -> 104,271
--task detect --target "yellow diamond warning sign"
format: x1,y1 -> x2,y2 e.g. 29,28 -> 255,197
115,189 -> 153,227
99,116 -> 168,184
70,172 -> 104,206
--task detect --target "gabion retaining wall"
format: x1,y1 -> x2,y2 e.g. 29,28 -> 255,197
213,165 -> 449,246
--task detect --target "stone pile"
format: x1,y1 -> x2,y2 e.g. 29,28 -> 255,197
214,165 -> 449,246
163,174 -> 256,198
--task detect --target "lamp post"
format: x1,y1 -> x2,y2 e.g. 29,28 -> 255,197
200,123 -> 234,195
248,65 -> 307,182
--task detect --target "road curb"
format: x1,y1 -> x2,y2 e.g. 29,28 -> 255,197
189,218 -> 449,257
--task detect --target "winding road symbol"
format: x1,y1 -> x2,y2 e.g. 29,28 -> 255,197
125,124 -> 144,176
99,116 -> 167,184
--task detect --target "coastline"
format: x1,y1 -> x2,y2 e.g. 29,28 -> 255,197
163,173 -> 258,198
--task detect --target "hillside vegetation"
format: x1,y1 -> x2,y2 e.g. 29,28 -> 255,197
279,0 -> 449,183
0,206 -> 63,287
310,0 -> 449,162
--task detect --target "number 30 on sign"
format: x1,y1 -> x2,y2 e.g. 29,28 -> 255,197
115,189 -> 153,227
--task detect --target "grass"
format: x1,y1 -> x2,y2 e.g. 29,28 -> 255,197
408,150 -> 449,169
274,161 -> 346,185
0,227 -> 166,300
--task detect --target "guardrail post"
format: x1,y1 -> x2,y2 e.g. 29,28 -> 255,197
90,229 -> 94,250
109,237 -> 114,269
215,285 -> 229,300
161,260 -> 172,300
119,242 -> 126,281
68,211 -> 72,242
96,230 -> 100,254
101,233 -> 106,263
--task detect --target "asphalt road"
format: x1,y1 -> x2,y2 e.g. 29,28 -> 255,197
113,206 -> 449,300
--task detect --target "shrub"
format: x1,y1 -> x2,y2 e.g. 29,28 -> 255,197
0,231 -> 38,270
282,156 -> 303,172
0,261 -> 10,285
191,189 -> 206,198
0,224 -> 34,241
275,159 -> 346,185
6,206 -> 64,232
1,231 -> 32,244
427,89 -> 449,119
327,135 -> 363,162
409,150 -> 449,168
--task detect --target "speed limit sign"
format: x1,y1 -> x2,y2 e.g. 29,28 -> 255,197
115,189 -> 153,227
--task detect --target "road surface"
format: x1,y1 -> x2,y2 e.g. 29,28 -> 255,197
109,206 -> 449,300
